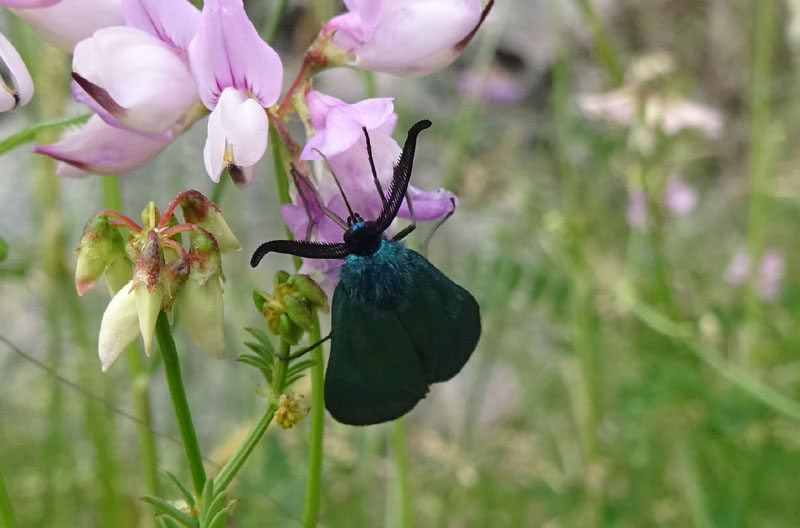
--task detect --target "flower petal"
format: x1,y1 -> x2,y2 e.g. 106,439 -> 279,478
0,0 -> 61,7
98,280 -> 139,372
34,114 -> 170,175
11,0 -> 124,52
189,0 -> 283,108
0,31 -> 33,110
82,26 -> 198,133
123,0 -> 200,53
135,281 -> 162,356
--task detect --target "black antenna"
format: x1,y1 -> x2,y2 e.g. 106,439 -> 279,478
363,126 -> 387,208
251,239 -> 352,267
375,120 -> 432,232
312,148 -> 357,222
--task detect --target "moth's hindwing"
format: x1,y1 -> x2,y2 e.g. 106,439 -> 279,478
325,284 -> 429,425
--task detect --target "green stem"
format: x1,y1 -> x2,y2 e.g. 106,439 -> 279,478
392,418 -> 413,528
210,171 -> 228,205
269,122 -> 303,270
744,0 -> 777,366
0,464 -> 18,528
155,311 -> 206,494
103,175 -> 161,495
575,0 -> 624,86
265,0 -> 289,43
361,71 -> 377,98
302,317 -> 325,528
214,340 -> 290,491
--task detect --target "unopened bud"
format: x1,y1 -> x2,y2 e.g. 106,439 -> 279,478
140,201 -> 160,230
133,231 -> 166,356
283,295 -> 314,332
75,215 -> 123,296
176,274 -> 225,359
278,313 -> 303,345
288,274 -> 329,314
178,190 -> 241,253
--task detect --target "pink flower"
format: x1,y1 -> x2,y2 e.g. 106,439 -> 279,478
663,176 -> 697,215
325,0 -> 492,76
284,90 -> 456,293
71,0 -> 200,136
34,115 -> 170,177
188,0 -> 283,185
724,248 -> 786,303
6,0 -> 124,52
0,31 -> 33,111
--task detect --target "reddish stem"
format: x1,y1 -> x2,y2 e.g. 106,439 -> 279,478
160,237 -> 189,260
99,209 -> 142,232
277,56 -> 313,117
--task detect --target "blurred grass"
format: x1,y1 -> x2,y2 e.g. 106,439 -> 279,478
2,1 -> 800,527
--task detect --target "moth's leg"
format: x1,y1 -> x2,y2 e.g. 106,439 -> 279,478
420,198 -> 456,258
363,126 -> 387,208
290,164 -> 348,230
392,191 -> 417,241
276,333 -> 332,361
290,166 -> 317,239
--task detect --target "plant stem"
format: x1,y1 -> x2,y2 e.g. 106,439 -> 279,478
214,340 -> 291,491
392,418 -> 413,528
575,0 -> 624,86
103,175 -> 161,495
744,0 -> 777,366
155,311 -> 206,494
302,317 -> 324,528
0,463 -> 18,528
265,0 -> 289,43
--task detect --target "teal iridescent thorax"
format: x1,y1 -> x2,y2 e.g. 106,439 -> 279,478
338,237 -> 416,311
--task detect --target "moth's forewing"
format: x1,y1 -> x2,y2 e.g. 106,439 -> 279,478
325,285 -> 429,425
396,250 -> 481,383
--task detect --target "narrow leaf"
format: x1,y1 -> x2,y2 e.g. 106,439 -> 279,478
164,471 -> 195,507
141,496 -> 196,527
0,113 -> 91,155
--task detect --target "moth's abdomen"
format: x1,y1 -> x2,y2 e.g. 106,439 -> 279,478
338,238 -> 415,311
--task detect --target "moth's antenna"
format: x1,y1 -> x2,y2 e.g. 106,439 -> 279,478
312,148 -> 356,222
362,126 -> 387,208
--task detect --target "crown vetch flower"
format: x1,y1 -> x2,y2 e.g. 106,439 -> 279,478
323,0 -> 493,76
70,0 -> 200,136
188,0 -> 283,185
0,31 -> 33,112
80,191 -> 237,371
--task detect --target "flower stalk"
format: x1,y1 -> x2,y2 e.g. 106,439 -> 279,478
302,315 -> 324,528
155,310 -> 206,494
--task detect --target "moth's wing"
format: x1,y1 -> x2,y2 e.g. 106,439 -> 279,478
325,285 -> 429,426
397,250 -> 481,384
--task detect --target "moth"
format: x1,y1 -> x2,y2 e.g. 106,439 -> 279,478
251,120 -> 480,425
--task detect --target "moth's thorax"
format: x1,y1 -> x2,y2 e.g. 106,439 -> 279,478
343,219 -> 382,256
338,238 -> 415,311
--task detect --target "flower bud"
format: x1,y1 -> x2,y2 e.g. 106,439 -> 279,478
140,201 -> 161,230
288,274 -> 329,314
283,294 -> 314,333
275,392 -> 310,429
178,190 -> 241,253
75,214 -> 127,295
278,313 -> 303,345
133,230 -> 166,356
175,228 -> 226,359
98,279 -> 140,372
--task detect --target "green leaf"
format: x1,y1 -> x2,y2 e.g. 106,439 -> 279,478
236,353 -> 272,371
164,471 -> 195,507
200,478 -> 215,521
243,327 -> 277,356
202,492 -> 228,525
0,113 -> 91,155
141,496 -> 196,527
286,359 -> 316,378
160,517 -> 183,528
243,341 -> 274,361
206,510 -> 230,528
283,373 -> 306,389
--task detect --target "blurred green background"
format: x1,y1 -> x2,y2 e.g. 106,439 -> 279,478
3,0 -> 800,526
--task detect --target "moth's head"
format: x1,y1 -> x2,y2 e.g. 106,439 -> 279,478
343,217 -> 382,256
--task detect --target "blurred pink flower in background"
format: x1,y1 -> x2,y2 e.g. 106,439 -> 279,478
188,0 -> 283,185
626,189 -> 647,230
663,176 -> 698,215
724,248 -> 786,302
458,67 -> 525,104
325,0 -> 492,76
4,0 -> 124,52
0,30 -> 33,111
